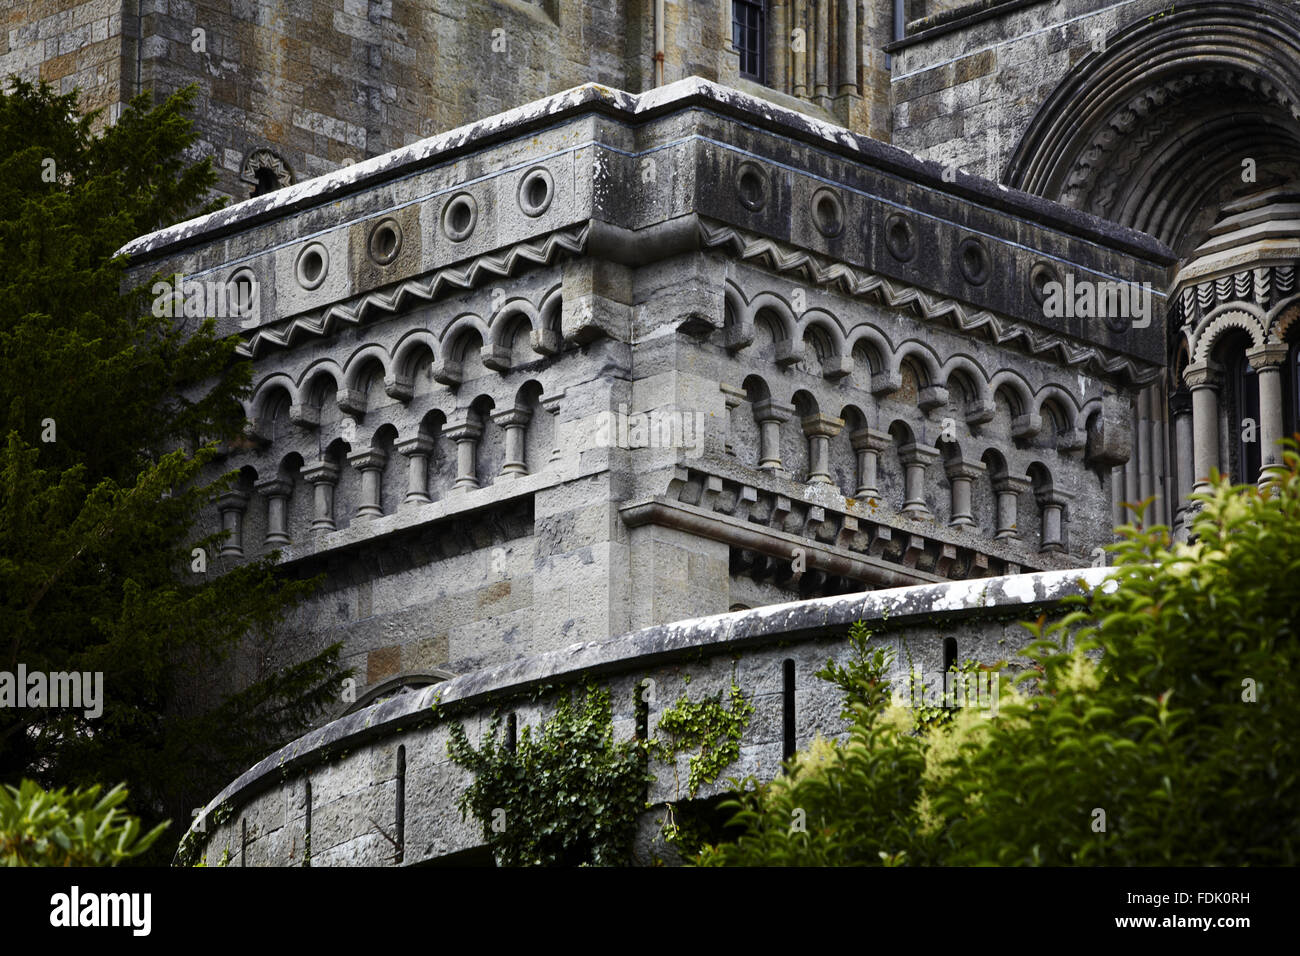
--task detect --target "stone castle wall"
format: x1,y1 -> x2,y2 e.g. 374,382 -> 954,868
184,568 -> 1113,867
122,80 -> 1170,702
890,0 -> 1178,182
1,0 -> 128,122
6,2 -> 901,200
121,79 -> 1169,705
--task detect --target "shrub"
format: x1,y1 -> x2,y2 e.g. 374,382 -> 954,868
0,779 -> 167,866
698,443 -> 1300,865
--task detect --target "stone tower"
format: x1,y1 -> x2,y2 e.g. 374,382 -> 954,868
8,1 -> 1299,864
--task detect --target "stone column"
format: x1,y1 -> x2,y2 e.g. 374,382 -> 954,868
944,458 -> 987,529
791,0 -> 807,97
396,437 -> 435,505
541,394 -> 563,464
837,0 -> 857,95
992,475 -> 1032,541
899,443 -> 940,519
256,477 -> 293,547
1170,389 -> 1194,533
217,489 -> 250,557
801,413 -> 844,484
302,461 -> 340,533
753,399 -> 794,474
1184,362 -> 1221,494
720,383 -> 747,457
444,421 -> 483,492
1246,343 -> 1290,482
1035,488 -> 1073,554
493,406 -> 533,478
813,0 -> 829,99
850,427 -> 891,501
349,448 -> 388,518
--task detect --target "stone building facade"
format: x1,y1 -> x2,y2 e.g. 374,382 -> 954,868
10,0 -> 1299,863
120,77 -> 1168,686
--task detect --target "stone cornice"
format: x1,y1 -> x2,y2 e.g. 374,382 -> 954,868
238,224 -> 590,358
651,461 -> 1080,579
699,220 -> 1163,386
230,211 -> 1168,378
121,78 -> 1169,265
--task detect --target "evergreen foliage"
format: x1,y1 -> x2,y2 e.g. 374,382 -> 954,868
448,686 -> 650,866
698,447 -> 1300,865
0,778 -> 166,866
0,79 -> 346,862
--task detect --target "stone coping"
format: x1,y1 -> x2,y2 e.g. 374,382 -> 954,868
187,566 -> 1116,842
119,78 -> 1173,265
887,0 -> 1048,51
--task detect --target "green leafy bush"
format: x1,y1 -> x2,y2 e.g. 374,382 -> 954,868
447,686 -> 650,866
651,679 -> 754,799
0,779 -> 167,866
698,445 -> 1300,865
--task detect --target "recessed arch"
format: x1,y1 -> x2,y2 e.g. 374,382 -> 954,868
989,371 -> 1035,419
1005,0 -> 1300,254
1034,385 -> 1080,432
889,340 -> 942,387
343,344 -> 390,392
390,330 -> 438,397
250,374 -> 298,429
1191,307 -> 1269,365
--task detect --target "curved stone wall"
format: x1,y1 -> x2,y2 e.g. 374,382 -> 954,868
181,567 -> 1112,867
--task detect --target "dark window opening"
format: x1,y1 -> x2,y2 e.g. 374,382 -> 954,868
396,744 -> 406,864
942,638 -> 958,710
303,778 -> 312,868
635,682 -> 650,741
1287,341 -> 1300,440
251,167 -> 280,198
782,659 -> 796,765
1230,348 -> 1261,484
733,1 -> 767,83
942,638 -> 957,674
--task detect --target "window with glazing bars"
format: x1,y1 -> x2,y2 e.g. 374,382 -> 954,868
733,1 -> 766,83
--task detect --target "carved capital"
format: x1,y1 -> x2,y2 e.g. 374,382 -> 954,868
395,436 -> 436,457
899,442 -> 941,467
217,489 -> 250,513
289,402 -> 320,428
992,474 -> 1033,497
1183,361 -> 1221,390
1011,413 -> 1042,440
1035,486 -> 1074,509
719,382 -> 748,409
443,421 -> 484,443
965,399 -> 996,426
850,427 -> 892,454
255,477 -> 293,499
801,413 -> 844,439
917,385 -> 950,413
753,398 -> 794,424
481,343 -> 512,372
491,405 -> 533,429
301,461 -> 340,485
1246,343 -> 1291,370
943,458 -> 987,482
348,448 -> 388,470
336,388 -> 367,417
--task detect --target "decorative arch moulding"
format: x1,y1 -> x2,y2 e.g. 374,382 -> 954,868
232,216 -> 1163,396
701,221 -> 1165,388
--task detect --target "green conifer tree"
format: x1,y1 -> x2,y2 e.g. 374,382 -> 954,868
0,79 -> 346,863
